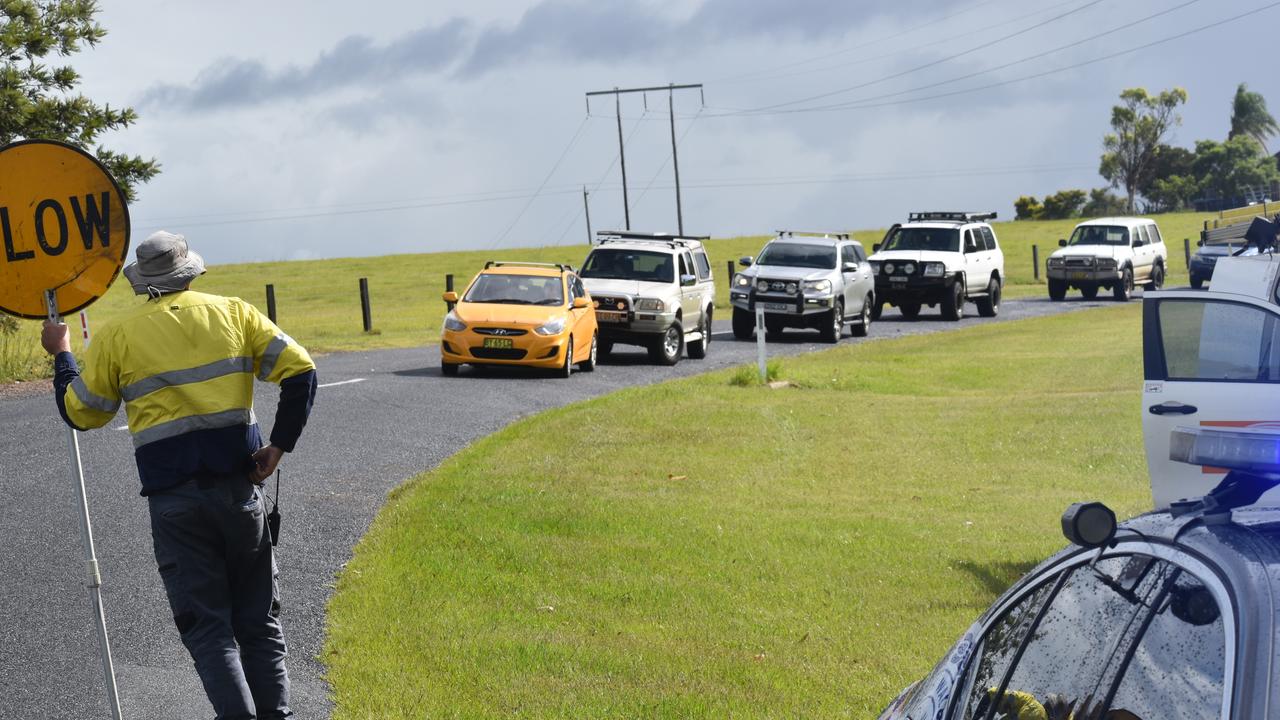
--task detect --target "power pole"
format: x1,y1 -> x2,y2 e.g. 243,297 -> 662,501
583,185 -> 593,244
586,83 -> 703,233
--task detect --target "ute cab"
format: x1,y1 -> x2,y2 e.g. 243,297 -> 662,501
1142,248 -> 1280,508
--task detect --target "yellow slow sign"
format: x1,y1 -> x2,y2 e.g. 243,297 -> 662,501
0,139 -> 130,319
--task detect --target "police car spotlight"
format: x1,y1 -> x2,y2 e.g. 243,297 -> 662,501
1061,501 -> 1117,549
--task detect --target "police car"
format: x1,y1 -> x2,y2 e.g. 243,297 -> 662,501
878,247 -> 1280,719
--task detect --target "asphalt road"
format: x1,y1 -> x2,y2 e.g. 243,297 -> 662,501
0,294 -> 1120,719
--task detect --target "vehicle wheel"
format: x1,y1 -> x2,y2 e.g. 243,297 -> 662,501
1048,279 -> 1067,301
732,307 -> 754,340
598,339 -> 613,358
941,280 -> 964,321
649,323 -> 683,365
579,333 -> 597,372
870,299 -> 884,321
899,301 -> 921,319
441,361 -> 459,377
820,299 -> 843,343
1113,267 -> 1133,302
1190,275 -> 1204,290
851,295 -> 871,337
687,310 -> 711,359
1146,262 -> 1165,291
1079,284 -> 1098,300
976,278 -> 1000,317
558,338 -> 574,378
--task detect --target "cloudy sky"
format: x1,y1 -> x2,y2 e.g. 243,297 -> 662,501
71,0 -> 1280,264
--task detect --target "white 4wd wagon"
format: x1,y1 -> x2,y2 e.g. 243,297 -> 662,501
1047,217 -> 1167,301
868,211 -> 1004,321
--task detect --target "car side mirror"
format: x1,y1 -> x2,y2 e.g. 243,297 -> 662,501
1132,239 -> 1144,248
1197,238 -> 1205,247
442,291 -> 459,303
1058,238 -> 1067,247
872,243 -> 881,253
965,242 -> 979,254
572,296 -> 589,309
738,256 -> 753,267
680,274 -> 697,287
842,262 -> 858,272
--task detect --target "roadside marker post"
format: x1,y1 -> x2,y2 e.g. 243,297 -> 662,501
1032,244 -> 1040,280
0,139 -> 130,720
265,284 -> 277,324
1184,238 -> 1192,270
79,310 -> 91,348
755,306 -> 767,382
359,277 -> 372,333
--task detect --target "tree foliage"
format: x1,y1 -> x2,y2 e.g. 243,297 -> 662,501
1228,82 -> 1280,154
1192,135 -> 1280,203
1039,189 -> 1086,220
1014,195 -> 1042,221
1099,87 -> 1188,214
0,1 -> 158,200
1081,188 -> 1127,217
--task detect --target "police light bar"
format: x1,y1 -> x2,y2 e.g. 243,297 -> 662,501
1169,426 -> 1280,476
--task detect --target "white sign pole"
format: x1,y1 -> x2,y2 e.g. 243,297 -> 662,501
46,291 -> 123,720
755,306 -> 768,382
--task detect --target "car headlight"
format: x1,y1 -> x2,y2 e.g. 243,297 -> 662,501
923,262 -> 945,277
1048,257 -> 1064,268
755,279 -> 769,293
869,261 -> 881,273
635,298 -> 666,312
785,282 -> 799,294
1096,258 -> 1118,270
903,263 -> 917,275
804,279 -> 832,293
534,317 -> 567,336
884,263 -> 896,274
443,312 -> 466,332
734,274 -> 752,287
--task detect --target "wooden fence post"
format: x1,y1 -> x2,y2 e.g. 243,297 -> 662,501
359,277 -> 372,332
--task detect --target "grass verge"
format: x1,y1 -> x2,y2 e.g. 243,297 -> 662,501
324,303 -> 1151,718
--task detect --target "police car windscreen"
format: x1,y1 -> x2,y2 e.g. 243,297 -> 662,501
1069,226 -> 1129,246
581,249 -> 674,283
882,228 -> 959,253
464,274 -> 565,305
756,243 -> 836,269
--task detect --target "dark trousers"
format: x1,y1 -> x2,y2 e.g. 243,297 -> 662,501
148,474 -> 292,720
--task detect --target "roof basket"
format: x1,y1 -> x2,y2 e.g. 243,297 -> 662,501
483,261 -> 574,272
593,230 -> 710,247
776,230 -> 850,240
908,211 -> 998,223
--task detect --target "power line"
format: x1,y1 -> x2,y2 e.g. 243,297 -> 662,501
727,0 -> 1108,115
629,109 -> 704,217
489,115 -> 591,248
548,113 -> 648,246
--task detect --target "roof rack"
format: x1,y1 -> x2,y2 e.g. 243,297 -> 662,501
593,230 -> 710,247
775,230 -> 850,240
1201,207 -> 1280,248
907,211 -> 998,223
483,261 -> 574,272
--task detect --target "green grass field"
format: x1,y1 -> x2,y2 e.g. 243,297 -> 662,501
0,212 -> 1210,383
324,304 -> 1152,718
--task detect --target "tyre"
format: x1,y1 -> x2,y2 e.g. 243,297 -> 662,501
1048,279 -> 1067,301
687,310 -> 711,359
1079,284 -> 1098,300
1146,262 -> 1165,291
441,361 -> 459,377
976,278 -> 1000,318
851,295 -> 871,337
870,299 -> 884,321
941,280 -> 964,321
900,301 -> 921,319
558,338 -> 574,378
732,307 -> 755,339
820,299 -> 843,343
649,322 -> 683,365
579,333 -> 597,372
1113,267 -> 1133,302
1190,274 -> 1204,290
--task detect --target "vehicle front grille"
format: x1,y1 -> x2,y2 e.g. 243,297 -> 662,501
470,347 -> 529,360
474,327 -> 528,336
593,295 -> 629,311
1063,257 -> 1095,268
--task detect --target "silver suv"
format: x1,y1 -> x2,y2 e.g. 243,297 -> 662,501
730,231 -> 875,342
580,231 -> 716,365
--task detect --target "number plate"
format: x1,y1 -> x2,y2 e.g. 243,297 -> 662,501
483,337 -> 514,349
890,276 -> 909,283
763,302 -> 792,312
1069,271 -> 1089,280
596,310 -> 626,323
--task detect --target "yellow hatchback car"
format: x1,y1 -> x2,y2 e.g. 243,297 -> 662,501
440,262 -> 599,377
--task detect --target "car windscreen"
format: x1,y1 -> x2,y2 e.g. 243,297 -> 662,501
881,227 -> 959,253
463,273 -> 564,305
581,249 -> 675,283
1069,225 -> 1130,246
755,243 -> 837,269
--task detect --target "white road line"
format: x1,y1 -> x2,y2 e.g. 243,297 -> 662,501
318,378 -> 366,389
115,425 -> 129,431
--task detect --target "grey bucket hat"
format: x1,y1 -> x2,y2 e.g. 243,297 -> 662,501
123,231 -> 206,295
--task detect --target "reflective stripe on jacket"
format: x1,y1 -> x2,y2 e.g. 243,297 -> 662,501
62,290 -> 315,446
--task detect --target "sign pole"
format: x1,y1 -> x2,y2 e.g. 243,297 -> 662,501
45,290 -> 123,720
755,306 -> 768,382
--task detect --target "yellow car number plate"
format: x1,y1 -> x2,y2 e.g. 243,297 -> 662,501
483,337 -> 514,349
596,310 -> 626,323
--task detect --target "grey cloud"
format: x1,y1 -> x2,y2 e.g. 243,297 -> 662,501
141,19 -> 470,111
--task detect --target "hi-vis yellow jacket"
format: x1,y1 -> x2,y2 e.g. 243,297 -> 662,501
58,290 -> 315,492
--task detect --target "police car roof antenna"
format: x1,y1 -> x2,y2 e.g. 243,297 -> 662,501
44,288 -> 125,720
